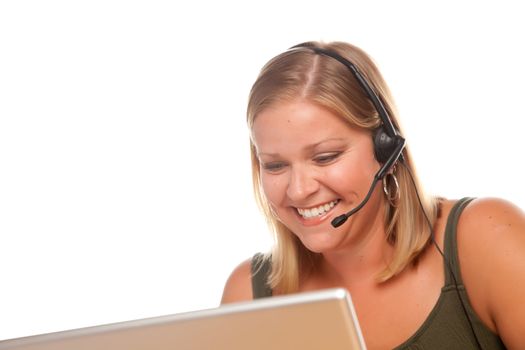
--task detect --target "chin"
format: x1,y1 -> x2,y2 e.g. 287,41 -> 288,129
298,231 -> 340,254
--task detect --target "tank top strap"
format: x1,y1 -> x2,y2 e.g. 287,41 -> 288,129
442,197 -> 476,286
251,253 -> 273,298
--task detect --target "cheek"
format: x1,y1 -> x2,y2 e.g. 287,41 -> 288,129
325,155 -> 380,191
260,173 -> 285,205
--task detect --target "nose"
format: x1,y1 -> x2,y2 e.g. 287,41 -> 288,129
286,165 -> 319,202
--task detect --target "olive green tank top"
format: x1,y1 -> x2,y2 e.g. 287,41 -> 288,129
251,198 -> 506,349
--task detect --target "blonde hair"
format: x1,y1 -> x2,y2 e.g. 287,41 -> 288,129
247,41 -> 438,294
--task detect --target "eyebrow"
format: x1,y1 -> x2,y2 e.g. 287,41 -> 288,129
257,137 -> 348,157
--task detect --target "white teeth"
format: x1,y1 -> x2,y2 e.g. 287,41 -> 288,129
297,200 -> 339,219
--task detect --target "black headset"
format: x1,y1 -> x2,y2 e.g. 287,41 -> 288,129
290,43 -> 406,227
291,43 -> 406,180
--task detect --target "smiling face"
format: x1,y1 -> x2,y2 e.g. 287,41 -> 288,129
252,100 -> 386,254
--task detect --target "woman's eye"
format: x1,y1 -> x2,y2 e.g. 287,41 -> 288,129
262,162 -> 286,172
314,153 -> 340,164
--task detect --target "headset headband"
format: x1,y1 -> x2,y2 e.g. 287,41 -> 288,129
290,44 -> 399,139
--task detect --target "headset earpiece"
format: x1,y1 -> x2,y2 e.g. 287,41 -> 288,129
373,127 -> 397,164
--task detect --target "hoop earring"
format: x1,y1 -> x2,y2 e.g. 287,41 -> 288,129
382,172 -> 400,207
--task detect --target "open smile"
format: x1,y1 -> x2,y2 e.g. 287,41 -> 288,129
295,199 -> 340,219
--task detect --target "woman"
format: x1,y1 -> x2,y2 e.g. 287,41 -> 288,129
221,41 -> 525,349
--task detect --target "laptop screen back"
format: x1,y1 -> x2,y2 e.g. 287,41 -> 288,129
0,288 -> 366,350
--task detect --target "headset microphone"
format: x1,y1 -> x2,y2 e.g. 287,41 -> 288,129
331,137 -> 405,228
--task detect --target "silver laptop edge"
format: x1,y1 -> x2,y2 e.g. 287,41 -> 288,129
0,288 -> 366,349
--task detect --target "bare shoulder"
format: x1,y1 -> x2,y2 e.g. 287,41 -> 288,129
457,197 -> 525,348
458,197 -> 524,252
220,258 -> 253,305
462,197 -> 524,222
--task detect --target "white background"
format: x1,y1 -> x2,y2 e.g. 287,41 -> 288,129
1,0 -> 523,340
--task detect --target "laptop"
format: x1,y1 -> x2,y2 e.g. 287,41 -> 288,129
0,288 -> 367,350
